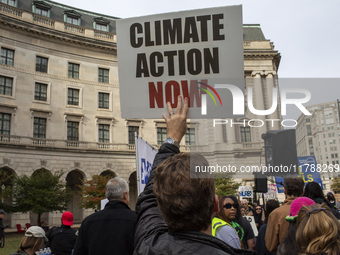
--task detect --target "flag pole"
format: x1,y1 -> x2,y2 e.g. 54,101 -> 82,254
135,132 -> 141,195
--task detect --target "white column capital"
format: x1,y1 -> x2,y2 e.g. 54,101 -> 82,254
264,71 -> 277,77
251,71 -> 264,77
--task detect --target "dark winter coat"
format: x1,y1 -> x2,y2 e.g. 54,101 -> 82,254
133,143 -> 255,255
73,200 -> 137,255
46,225 -> 77,255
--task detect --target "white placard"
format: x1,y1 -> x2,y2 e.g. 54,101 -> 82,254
239,186 -> 253,198
243,216 -> 258,237
101,198 -> 109,210
117,5 -> 244,119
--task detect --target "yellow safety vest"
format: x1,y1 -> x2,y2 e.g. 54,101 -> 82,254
212,217 -> 245,241
212,217 -> 232,237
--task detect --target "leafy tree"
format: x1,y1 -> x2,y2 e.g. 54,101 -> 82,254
0,168 -> 15,213
215,175 -> 240,197
11,170 -> 70,225
331,177 -> 340,194
79,175 -> 112,210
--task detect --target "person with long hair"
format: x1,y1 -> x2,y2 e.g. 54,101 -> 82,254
10,226 -> 48,255
216,195 -> 255,250
212,196 -> 242,249
304,182 -> 340,219
276,197 -> 315,255
255,199 -> 280,255
296,203 -> 340,255
304,182 -> 327,203
253,205 -> 263,230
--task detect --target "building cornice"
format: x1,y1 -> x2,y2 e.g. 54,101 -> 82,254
0,13 -> 116,51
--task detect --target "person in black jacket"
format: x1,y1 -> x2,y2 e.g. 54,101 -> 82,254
304,181 -> 340,219
46,211 -> 77,255
73,177 -> 137,255
134,96 -> 254,255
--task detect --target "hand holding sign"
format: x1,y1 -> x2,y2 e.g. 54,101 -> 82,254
163,96 -> 188,143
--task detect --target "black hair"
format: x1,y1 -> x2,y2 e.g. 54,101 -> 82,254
225,195 -> 241,220
304,181 -> 324,200
264,199 -> 280,224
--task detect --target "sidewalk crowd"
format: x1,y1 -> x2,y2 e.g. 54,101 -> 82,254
2,97 -> 340,255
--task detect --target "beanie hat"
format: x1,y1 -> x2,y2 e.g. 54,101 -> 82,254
286,197 -> 315,223
62,211 -> 74,226
25,226 -> 48,242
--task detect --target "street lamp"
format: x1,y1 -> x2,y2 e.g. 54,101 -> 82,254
1,184 -> 4,203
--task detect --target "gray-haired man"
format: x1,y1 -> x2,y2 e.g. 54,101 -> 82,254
73,177 -> 137,255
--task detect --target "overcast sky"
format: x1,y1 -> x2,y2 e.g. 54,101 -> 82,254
54,0 -> 340,119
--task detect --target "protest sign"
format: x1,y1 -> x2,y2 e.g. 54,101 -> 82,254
239,186 -> 253,198
117,5 -> 244,119
243,216 -> 258,237
136,136 -> 157,194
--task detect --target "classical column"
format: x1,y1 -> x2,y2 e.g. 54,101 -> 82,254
214,120 -> 224,143
251,72 -> 267,137
265,72 -> 280,130
226,119 -> 236,144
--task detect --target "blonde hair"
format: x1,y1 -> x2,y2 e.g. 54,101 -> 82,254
17,236 -> 45,255
296,203 -> 340,255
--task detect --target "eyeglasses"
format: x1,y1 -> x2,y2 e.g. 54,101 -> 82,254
256,208 -> 262,211
224,203 -> 238,209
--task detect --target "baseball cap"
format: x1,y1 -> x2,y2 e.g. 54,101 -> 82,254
0,209 -> 6,215
286,197 -> 315,223
25,226 -> 48,242
62,211 -> 74,226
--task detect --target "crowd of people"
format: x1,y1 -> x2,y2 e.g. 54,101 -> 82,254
3,97 -> 340,255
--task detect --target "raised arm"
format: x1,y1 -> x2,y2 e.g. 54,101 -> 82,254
134,96 -> 188,251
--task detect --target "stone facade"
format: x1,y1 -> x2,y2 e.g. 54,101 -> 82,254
0,1 -> 281,227
296,101 -> 340,193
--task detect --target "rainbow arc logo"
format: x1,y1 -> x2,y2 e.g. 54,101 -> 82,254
197,82 -> 222,114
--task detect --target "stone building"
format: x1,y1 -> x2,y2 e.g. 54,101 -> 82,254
296,100 -> 340,193
0,0 -> 281,227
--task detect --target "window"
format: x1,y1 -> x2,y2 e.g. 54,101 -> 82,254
35,6 -> 49,17
68,88 -> 79,106
98,68 -> 109,83
157,127 -> 167,145
66,16 -> 80,25
98,124 -> 110,143
0,76 -> 13,96
33,117 -> 46,138
185,128 -> 196,145
128,126 -> 139,144
240,127 -> 251,142
306,125 -> 312,136
308,138 -> 313,149
36,56 -> 48,73
34,82 -> 47,101
98,92 -> 109,109
93,18 -> 109,32
95,23 -> 108,31
0,113 -> 10,135
1,48 -> 14,66
68,63 -> 79,79
67,121 -> 79,141
0,0 -> 16,6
